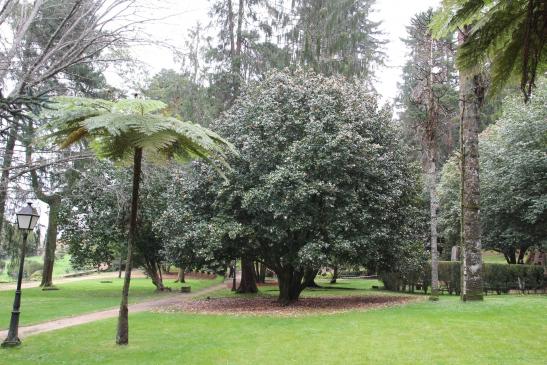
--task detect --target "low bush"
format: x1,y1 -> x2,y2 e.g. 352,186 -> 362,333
381,261 -> 544,294
8,259 -> 44,279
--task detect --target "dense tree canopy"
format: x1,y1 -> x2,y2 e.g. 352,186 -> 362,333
163,70 -> 423,304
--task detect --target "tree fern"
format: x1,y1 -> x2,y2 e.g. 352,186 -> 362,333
432,0 -> 546,101
38,96 -> 236,345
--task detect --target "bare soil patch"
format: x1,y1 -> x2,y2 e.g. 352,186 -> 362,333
158,294 -> 420,316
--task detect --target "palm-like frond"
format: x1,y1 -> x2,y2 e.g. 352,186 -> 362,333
432,0 -> 546,101
42,96 -> 236,168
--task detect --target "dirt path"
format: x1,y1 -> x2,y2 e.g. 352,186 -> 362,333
0,282 -> 225,339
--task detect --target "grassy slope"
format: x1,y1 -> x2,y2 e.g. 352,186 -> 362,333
482,250 -> 509,264
0,277 -> 222,328
0,255 -> 76,282
2,294 -> 545,365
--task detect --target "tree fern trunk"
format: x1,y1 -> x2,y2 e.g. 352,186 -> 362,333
116,147 -> 142,345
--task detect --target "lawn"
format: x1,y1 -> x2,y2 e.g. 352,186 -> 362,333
1,293 -> 545,364
482,250 -> 508,264
0,255 -> 78,283
0,277 -> 222,328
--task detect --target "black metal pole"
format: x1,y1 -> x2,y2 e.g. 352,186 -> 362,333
2,232 -> 28,348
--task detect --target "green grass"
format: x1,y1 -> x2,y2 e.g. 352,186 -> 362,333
482,250 -> 508,264
2,293 -> 545,364
0,255 -> 78,283
0,277 -> 222,328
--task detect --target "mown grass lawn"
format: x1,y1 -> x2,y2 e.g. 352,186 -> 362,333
482,250 -> 508,264
2,288 -> 545,365
0,255 -> 76,283
0,277 -> 222,328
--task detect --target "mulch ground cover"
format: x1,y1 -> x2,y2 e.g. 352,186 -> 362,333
157,294 -> 420,316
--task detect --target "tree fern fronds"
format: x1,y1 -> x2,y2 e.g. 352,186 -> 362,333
112,99 -> 167,116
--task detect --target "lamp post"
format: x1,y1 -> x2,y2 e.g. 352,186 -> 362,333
2,202 -> 40,348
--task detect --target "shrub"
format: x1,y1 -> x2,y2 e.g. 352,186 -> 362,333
484,263 -> 544,293
381,261 -> 544,294
8,260 -> 44,279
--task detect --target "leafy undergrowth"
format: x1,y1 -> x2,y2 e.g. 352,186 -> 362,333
158,294 -> 419,316
179,278 -> 419,316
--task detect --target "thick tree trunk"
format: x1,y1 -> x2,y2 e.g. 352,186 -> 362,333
258,262 -> 266,283
144,261 -> 166,291
330,266 -> 338,284
277,267 -> 305,306
116,147 -> 142,345
236,258 -> 257,293
303,267 -> 320,288
0,127 -> 18,242
175,267 -> 185,283
118,255 -> 123,278
504,247 -> 517,264
458,27 -> 483,301
232,0 -> 244,97
517,244 -> 528,264
40,200 -> 60,287
25,120 -> 61,288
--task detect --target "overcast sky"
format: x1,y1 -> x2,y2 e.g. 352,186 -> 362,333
107,0 -> 441,103
38,0 -> 442,233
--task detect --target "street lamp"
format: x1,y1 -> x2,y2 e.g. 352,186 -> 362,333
2,202 -> 40,348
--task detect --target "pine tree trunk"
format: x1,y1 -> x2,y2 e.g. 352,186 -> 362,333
237,258 -> 257,293
0,127 -> 18,242
116,147 -> 142,345
40,199 -> 60,287
231,0 -> 244,98
429,157 -> 440,298
425,30 -> 440,300
144,260 -> 166,291
458,27 -> 483,301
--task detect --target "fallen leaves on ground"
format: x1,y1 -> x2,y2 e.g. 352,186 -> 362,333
156,294 -> 421,317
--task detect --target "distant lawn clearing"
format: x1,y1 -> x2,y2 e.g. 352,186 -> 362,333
2,294 -> 545,364
0,277 -> 222,328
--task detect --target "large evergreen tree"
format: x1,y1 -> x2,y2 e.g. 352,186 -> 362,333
397,9 -> 459,298
211,70 -> 421,305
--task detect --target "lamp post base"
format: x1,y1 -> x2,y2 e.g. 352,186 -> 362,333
1,337 -> 21,347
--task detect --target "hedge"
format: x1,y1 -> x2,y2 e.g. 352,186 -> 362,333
380,261 -> 544,295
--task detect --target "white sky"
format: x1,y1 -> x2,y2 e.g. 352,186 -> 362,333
108,0 -> 441,103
